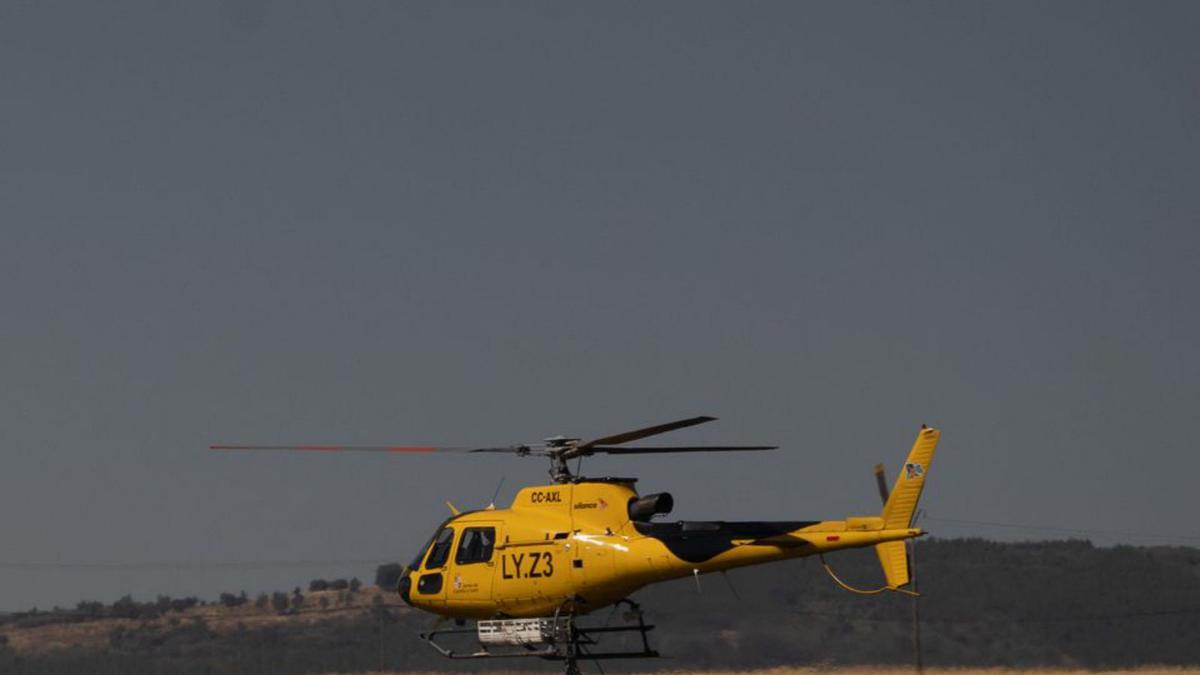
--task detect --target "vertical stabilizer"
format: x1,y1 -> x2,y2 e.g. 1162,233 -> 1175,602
873,426 -> 939,589
880,426 -> 939,529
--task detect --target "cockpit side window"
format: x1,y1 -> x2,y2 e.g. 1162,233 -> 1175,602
423,527 -> 455,570
455,527 -> 496,565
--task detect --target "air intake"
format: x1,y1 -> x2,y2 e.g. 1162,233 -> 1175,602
628,492 -> 674,521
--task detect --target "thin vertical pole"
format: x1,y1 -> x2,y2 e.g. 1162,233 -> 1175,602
911,509 -> 924,673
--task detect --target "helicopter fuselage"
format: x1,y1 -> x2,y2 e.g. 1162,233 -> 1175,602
399,479 -> 922,619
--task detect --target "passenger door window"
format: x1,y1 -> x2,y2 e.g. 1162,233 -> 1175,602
455,527 -> 496,565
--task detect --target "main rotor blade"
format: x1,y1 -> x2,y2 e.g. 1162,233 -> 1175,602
585,445 -> 777,455
210,445 -> 520,454
577,416 -> 717,449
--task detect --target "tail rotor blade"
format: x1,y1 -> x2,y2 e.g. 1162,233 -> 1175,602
874,463 -> 890,505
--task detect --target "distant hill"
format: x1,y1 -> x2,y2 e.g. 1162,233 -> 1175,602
3,539 -> 1200,674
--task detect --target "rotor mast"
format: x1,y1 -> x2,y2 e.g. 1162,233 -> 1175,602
543,436 -> 581,483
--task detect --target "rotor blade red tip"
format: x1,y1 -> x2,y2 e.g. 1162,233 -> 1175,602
209,445 -> 439,452
287,446 -> 437,452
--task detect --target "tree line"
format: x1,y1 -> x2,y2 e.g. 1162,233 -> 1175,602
3,538 -> 1200,673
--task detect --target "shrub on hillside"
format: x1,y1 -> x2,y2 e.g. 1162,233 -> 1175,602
219,592 -> 247,608
111,595 -> 159,620
155,595 -> 172,613
375,563 -> 403,589
169,597 -> 198,613
76,600 -> 105,618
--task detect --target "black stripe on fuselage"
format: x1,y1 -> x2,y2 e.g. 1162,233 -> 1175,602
632,520 -> 819,563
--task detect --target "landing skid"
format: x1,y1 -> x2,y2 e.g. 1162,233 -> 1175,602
419,600 -> 659,673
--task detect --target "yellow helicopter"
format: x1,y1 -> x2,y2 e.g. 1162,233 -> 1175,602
214,416 -> 939,674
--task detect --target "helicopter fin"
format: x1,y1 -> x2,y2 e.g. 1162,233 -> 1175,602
879,425 -> 939,530
873,425 -> 939,589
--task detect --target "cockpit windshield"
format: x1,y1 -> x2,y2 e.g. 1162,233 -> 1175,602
408,533 -> 435,570
423,527 -> 456,570
407,518 -> 454,571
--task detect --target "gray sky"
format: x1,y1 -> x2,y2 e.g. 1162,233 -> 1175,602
2,1 -> 1198,611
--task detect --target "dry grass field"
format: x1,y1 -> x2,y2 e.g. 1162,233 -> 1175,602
645,670 -> 1200,675
0,585 -> 409,654
347,670 -> 1200,675
676,671 -> 1200,675
6,584 -> 1199,673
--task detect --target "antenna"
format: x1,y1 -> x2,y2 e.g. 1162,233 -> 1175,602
488,476 -> 506,508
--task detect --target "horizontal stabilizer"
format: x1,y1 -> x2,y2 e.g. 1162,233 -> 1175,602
875,540 -> 910,589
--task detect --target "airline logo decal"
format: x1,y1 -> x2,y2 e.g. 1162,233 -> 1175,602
574,497 -> 609,510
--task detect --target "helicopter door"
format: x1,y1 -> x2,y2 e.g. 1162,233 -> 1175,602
415,525 -> 456,604
448,523 -> 500,606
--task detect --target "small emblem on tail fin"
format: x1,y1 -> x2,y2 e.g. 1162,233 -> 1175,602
904,463 -> 924,480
